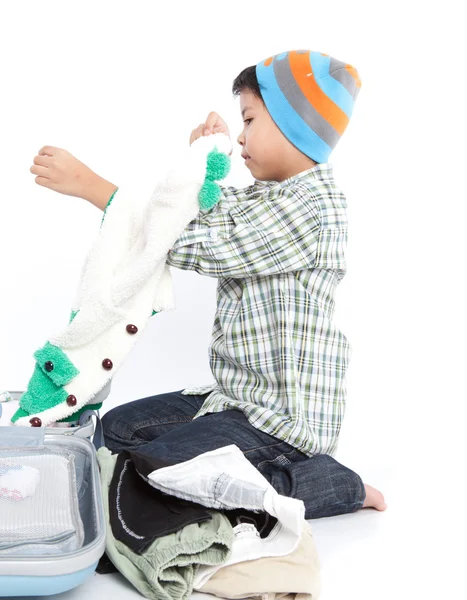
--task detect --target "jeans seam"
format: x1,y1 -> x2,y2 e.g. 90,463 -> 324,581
243,441 -> 291,456
125,416 -> 193,436
357,474 -> 366,505
325,500 -> 363,513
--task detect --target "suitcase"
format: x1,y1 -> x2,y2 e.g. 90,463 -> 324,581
0,397 -> 106,597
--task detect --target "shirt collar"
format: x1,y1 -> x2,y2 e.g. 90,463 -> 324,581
279,163 -> 334,186
250,163 -> 334,191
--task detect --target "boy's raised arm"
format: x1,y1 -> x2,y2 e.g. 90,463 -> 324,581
31,113 -> 228,211
30,145 -> 118,211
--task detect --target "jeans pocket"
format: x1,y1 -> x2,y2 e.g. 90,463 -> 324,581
256,448 -> 303,474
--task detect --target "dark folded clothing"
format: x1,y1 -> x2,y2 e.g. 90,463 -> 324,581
108,450 -> 212,554
96,551 -> 118,575
224,508 -> 278,538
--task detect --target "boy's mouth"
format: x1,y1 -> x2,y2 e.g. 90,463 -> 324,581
241,153 -> 251,161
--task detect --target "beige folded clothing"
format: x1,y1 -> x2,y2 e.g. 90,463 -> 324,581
199,520 -> 320,600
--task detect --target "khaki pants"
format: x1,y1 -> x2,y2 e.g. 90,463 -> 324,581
199,521 -> 321,600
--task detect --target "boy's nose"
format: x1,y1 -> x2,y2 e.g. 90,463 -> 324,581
237,132 -> 244,146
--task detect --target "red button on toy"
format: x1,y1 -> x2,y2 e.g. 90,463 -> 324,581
102,358 -> 113,370
67,395 -> 77,407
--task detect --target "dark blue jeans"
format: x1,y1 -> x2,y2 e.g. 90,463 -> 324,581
101,389 -> 366,519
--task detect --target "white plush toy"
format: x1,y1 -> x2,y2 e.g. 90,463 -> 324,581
12,133 -> 232,427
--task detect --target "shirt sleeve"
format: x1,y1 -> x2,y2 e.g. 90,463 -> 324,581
166,182 -> 321,278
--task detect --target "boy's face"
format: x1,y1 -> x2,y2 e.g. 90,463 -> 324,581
237,90 -> 315,182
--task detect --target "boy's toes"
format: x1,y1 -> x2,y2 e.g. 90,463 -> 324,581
363,483 -> 387,511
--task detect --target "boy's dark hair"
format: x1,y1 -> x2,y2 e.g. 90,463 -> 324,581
232,66 -> 263,101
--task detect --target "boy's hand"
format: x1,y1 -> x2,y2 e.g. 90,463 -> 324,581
30,146 -> 99,199
30,146 -> 117,209
189,112 -> 231,153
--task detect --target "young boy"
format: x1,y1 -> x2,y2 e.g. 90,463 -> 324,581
30,49 -> 386,518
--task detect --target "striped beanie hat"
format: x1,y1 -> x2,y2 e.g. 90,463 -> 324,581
256,50 -> 361,163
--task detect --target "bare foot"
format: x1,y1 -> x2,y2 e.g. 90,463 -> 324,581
363,484 -> 387,511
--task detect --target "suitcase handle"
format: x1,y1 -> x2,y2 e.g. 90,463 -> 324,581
0,397 -> 103,450
78,410 -> 104,449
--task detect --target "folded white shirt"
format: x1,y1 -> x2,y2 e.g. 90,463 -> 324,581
142,444 -> 306,589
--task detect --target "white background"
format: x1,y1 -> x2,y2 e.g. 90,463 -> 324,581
0,1 -> 465,598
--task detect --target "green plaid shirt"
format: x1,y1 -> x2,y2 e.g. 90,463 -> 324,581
166,164 -> 351,457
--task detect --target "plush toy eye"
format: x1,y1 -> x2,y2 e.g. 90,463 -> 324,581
44,361 -> 54,372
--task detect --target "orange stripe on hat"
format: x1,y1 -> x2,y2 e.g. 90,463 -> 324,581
345,64 -> 362,89
288,50 -> 349,136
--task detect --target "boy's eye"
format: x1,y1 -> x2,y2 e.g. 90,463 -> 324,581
244,118 -> 252,125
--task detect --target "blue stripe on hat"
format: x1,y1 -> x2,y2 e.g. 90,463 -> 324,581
309,52 -> 355,118
257,59 -> 332,163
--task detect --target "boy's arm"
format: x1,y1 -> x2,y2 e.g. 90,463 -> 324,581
86,177 -> 118,211
30,144 -> 324,279
166,183 -> 323,278
31,111 -> 229,209
30,146 -> 117,210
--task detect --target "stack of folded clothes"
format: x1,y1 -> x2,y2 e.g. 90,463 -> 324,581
97,444 -> 321,600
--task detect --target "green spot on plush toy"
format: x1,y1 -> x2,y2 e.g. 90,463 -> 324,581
199,149 -> 231,210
